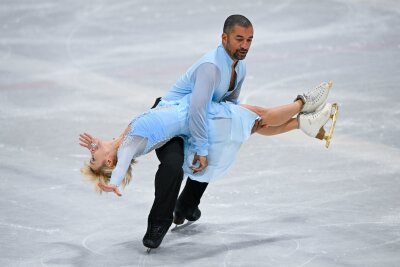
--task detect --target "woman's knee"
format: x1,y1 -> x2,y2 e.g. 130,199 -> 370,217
262,109 -> 280,125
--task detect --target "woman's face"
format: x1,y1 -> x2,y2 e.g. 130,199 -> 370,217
88,138 -> 107,171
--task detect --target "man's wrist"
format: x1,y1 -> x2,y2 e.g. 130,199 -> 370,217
195,149 -> 208,157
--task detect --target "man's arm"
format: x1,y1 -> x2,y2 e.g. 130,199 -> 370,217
189,63 -> 221,171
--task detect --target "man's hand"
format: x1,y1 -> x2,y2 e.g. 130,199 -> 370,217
97,182 -> 122,197
191,155 -> 208,174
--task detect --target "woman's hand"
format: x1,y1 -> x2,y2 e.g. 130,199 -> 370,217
79,132 -> 96,151
97,182 -> 122,197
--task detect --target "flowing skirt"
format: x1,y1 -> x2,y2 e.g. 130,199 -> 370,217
183,102 -> 259,182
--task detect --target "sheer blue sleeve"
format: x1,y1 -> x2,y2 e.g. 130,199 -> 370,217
109,136 -> 148,187
189,63 -> 221,156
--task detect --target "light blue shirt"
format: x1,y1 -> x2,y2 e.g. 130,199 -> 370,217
162,44 -> 246,156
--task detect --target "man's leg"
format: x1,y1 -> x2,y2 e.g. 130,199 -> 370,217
173,177 -> 208,225
143,137 -> 184,249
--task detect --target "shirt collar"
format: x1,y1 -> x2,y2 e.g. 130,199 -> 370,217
219,44 -> 236,67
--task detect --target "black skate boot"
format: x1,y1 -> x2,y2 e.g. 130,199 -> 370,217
173,178 -> 207,225
186,206 -> 201,221
173,200 -> 201,225
173,204 -> 186,225
142,220 -> 171,249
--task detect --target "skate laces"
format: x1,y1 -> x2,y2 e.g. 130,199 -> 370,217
309,110 -> 321,119
306,106 -> 325,119
310,102 -> 332,119
306,84 -> 325,104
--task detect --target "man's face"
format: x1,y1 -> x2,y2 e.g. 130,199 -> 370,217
222,25 -> 254,61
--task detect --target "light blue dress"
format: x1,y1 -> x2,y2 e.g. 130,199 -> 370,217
109,95 -> 258,186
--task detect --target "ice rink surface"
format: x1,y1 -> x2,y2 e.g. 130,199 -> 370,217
1,0 -> 400,266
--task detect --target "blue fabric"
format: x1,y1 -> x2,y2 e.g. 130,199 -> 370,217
114,96 -> 258,184
183,101 -> 258,183
162,44 -> 246,156
124,96 -> 189,155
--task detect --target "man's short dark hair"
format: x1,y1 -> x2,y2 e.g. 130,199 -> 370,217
223,15 -> 252,34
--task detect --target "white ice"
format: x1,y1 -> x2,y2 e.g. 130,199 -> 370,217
1,0 -> 400,266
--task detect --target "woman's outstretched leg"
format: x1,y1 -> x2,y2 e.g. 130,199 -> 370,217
256,102 -> 339,149
255,118 -> 298,136
241,100 -> 302,127
243,81 -> 333,127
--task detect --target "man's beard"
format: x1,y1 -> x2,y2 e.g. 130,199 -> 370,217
233,49 -> 248,60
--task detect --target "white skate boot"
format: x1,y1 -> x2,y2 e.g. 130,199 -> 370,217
299,102 -> 339,148
296,81 -> 333,113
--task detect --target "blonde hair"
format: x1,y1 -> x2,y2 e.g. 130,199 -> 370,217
80,159 -> 137,194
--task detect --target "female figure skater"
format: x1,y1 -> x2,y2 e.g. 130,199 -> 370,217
79,81 -> 338,197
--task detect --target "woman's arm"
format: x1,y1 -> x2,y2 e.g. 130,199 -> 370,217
108,136 -> 147,188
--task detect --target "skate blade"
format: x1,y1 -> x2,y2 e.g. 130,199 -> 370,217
146,248 -> 152,253
171,221 -> 195,232
323,103 -> 339,148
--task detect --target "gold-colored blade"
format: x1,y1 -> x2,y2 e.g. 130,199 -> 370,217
323,103 -> 339,148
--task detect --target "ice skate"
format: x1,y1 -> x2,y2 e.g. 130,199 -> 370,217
173,200 -> 201,225
173,205 -> 186,225
296,81 -> 333,113
320,103 -> 339,148
299,102 -> 339,148
172,202 -> 200,232
142,220 -> 171,250
171,220 -> 195,232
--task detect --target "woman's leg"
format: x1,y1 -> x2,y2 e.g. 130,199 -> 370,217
241,100 -> 303,127
256,118 -> 298,136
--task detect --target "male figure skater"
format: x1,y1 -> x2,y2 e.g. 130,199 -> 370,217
143,14 -> 254,249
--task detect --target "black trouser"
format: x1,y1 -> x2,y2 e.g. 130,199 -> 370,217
177,177 -> 208,211
148,97 -> 208,225
148,136 -> 184,224
148,97 -> 184,225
